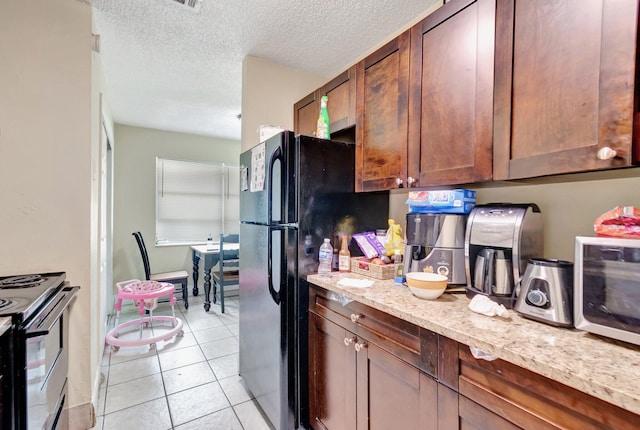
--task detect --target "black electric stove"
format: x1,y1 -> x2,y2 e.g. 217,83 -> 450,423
0,272 -> 66,324
0,272 -> 78,430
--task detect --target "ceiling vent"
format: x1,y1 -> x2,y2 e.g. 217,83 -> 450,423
167,0 -> 203,13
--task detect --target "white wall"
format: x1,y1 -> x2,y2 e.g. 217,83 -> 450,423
0,0 -> 94,426
241,56 -> 326,151
113,125 -> 240,285
91,17 -> 115,428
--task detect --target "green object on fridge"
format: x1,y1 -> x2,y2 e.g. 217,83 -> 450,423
316,95 -> 330,139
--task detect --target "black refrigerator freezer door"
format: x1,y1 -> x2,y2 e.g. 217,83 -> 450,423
239,132 -> 288,225
239,222 -> 292,430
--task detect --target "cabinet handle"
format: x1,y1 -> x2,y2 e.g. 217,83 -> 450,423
344,336 -> 356,346
395,177 -> 404,188
597,147 -> 618,160
407,176 -> 417,187
350,313 -> 362,323
354,341 -> 368,352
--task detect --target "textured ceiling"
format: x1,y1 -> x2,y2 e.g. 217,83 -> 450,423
90,0 -> 441,140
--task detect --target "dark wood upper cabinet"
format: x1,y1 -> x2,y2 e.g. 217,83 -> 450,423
493,0 -> 640,180
355,31 -> 411,192
294,90 -> 320,137
321,66 -> 357,135
408,0 -> 495,186
297,0 -> 640,187
294,67 -> 356,139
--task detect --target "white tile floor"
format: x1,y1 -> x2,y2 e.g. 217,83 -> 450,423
91,294 -> 273,430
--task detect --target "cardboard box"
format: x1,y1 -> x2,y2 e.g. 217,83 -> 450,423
406,189 -> 476,214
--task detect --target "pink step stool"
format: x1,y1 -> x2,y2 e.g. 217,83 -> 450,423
106,279 -> 184,352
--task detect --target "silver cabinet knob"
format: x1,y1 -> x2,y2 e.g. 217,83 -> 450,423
350,313 -> 362,323
395,177 -> 404,187
354,341 -> 368,352
597,147 -> 618,160
407,176 -> 416,186
343,336 -> 356,346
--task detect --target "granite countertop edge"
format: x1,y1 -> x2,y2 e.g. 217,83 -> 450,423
307,272 -> 640,416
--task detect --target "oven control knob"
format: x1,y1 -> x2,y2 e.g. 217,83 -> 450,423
527,289 -> 548,307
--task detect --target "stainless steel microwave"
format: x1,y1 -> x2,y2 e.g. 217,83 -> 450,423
575,236 -> 640,346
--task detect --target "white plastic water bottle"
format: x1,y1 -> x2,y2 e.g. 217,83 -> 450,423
318,238 -> 333,277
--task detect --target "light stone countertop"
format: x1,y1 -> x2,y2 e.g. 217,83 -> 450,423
307,272 -> 640,416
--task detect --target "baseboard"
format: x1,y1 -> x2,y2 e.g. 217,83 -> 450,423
70,358 -> 104,430
68,401 -> 94,430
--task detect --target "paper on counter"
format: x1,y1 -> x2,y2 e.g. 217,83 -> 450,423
468,294 -> 510,318
337,278 -> 374,288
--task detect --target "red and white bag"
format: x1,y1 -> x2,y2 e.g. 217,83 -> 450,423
594,206 -> 640,238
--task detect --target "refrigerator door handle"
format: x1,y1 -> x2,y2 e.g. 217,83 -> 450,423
267,145 -> 283,225
267,225 -> 283,305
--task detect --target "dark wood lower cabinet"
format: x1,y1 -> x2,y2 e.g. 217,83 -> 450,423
309,313 -> 356,430
458,396 -> 519,430
458,343 -> 640,430
308,284 -> 640,430
361,343 -> 437,430
308,312 -> 438,430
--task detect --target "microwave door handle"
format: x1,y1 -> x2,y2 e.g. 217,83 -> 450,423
26,286 -> 79,338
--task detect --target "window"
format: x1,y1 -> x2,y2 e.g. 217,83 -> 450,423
155,158 -> 239,245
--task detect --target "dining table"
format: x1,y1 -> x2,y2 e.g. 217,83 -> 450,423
190,242 -> 240,307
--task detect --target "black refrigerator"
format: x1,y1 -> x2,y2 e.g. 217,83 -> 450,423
238,131 -> 389,429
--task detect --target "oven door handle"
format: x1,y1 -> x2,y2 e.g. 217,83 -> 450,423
26,286 -> 79,338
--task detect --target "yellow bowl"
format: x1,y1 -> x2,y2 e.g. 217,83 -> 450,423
405,272 -> 448,300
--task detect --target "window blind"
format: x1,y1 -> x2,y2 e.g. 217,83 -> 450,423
156,158 -> 239,244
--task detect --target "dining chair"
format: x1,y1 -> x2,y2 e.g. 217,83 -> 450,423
132,231 -> 190,309
208,233 -> 239,313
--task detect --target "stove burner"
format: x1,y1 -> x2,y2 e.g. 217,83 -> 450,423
0,274 -> 43,289
0,298 -> 12,309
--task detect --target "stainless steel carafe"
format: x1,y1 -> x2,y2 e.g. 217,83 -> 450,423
474,248 -> 514,296
493,250 -> 513,296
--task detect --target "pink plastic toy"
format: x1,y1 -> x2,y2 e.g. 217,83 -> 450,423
106,279 -> 184,352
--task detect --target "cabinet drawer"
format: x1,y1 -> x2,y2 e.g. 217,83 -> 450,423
458,346 -> 640,429
309,285 -> 437,376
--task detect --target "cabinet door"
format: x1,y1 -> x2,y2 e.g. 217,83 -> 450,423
438,384 -> 460,430
459,396 -> 519,430
493,0 -> 639,179
321,66 -> 356,134
356,341 -> 438,430
294,90 -> 320,137
355,31 -> 410,192
308,313 -> 357,430
408,0 -> 495,186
